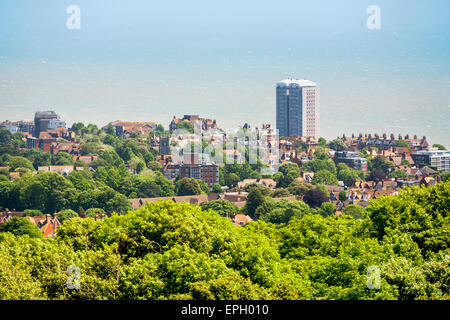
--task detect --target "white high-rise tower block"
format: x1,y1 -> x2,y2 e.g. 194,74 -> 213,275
276,78 -> 319,138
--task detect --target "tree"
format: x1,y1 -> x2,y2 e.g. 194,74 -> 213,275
318,137 -> 327,148
224,173 -> 240,188
303,188 -> 329,208
105,193 -> 132,214
302,159 -> 336,174
441,172 -> 450,182
244,183 -> 272,196
80,142 -> 98,156
327,138 -> 346,151
389,169 -> 407,178
12,132 -> 26,148
177,121 -> 194,134
342,204 -> 364,219
368,169 -> 386,181
365,181 -> 450,254
156,124 -> 165,133
338,190 -> 347,202
212,183 -> 223,194
278,162 -> 300,177
287,180 -> 313,196
318,202 -> 335,217
198,179 -> 210,195
147,161 -> 162,171
67,170 -> 95,191
0,127 -> 13,144
395,140 -> 411,150
312,170 -> 338,186
7,156 -> 34,171
56,209 -> 79,223
24,149 -> 51,169
259,200 -> 310,224
85,208 -> 105,218
244,188 -> 266,219
337,164 -> 360,187
24,172 -> 75,211
271,188 -> 292,198
0,217 -> 42,238
53,152 -> 74,166
275,162 -> 301,188
22,209 -> 43,217
432,144 -> 446,150
176,178 -> 202,196
398,160 -> 410,168
200,199 -> 239,218
313,147 -> 329,160
71,122 -> 85,135
372,155 -> 394,174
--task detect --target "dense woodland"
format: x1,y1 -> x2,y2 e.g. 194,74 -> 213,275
0,181 -> 449,299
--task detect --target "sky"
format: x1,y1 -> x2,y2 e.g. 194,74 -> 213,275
0,0 -> 449,146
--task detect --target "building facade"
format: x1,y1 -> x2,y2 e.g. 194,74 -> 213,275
333,151 -> 368,172
180,163 -> 219,188
34,111 -> 61,137
411,149 -> 450,172
276,78 -> 319,138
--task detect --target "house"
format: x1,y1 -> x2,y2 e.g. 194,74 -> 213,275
232,214 -> 253,226
51,141 -> 75,155
104,120 -> 157,137
25,214 -> 61,237
73,155 -> 99,165
0,211 -> 24,225
302,172 -> 315,183
169,115 -> 218,132
237,178 -> 277,190
38,165 -> 74,177
419,176 -> 438,187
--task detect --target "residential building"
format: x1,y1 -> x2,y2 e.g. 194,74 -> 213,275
159,137 -> 171,155
333,151 -> 368,171
276,78 -> 319,138
38,165 -> 75,177
169,115 -> 218,132
34,111 -> 62,137
0,120 -> 34,134
411,149 -> 450,172
180,162 -> 219,188
104,120 -> 157,137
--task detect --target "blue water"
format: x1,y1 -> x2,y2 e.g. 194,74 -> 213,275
0,0 -> 449,146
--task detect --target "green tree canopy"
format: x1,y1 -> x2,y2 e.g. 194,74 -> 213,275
312,170 -> 338,186
56,209 -> 79,223
303,188 -> 329,208
328,138 -> 346,151
176,178 -> 202,196
0,217 -> 42,238
200,199 -> 239,218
